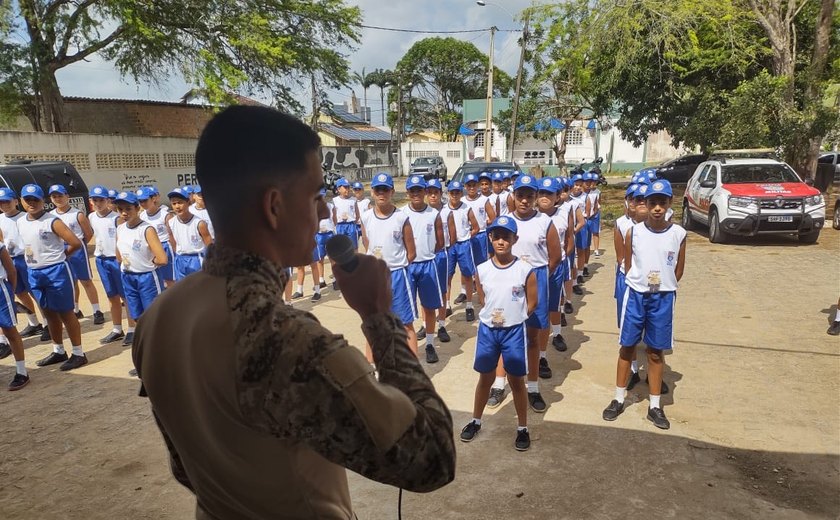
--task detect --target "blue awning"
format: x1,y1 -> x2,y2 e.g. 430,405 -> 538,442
458,124 -> 476,136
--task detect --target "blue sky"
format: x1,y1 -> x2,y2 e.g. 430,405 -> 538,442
50,0 -> 533,111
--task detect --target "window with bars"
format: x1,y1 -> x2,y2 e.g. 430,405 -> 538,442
407,150 -> 438,159
446,150 -> 460,158
565,128 -> 583,146
474,132 -> 494,148
163,153 -> 195,168
4,153 -> 92,171
95,153 -> 160,170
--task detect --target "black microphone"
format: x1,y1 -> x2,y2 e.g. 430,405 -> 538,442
325,234 -> 359,273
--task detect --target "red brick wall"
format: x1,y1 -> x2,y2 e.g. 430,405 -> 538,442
63,99 -> 214,138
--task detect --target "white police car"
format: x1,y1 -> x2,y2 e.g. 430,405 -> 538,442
682,158 -> 825,244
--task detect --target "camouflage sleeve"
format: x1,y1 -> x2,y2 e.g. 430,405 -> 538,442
254,310 -> 455,493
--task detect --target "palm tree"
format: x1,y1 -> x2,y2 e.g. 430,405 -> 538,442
369,68 -> 394,126
352,68 -> 374,123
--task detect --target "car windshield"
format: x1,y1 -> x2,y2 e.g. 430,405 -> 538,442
454,164 -> 516,178
412,158 -> 435,166
720,164 -> 801,184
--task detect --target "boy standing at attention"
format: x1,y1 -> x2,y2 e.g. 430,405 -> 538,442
537,178 -> 574,352
0,231 -> 30,390
333,178 -> 360,250
426,178 -> 455,332
446,181 -> 480,321
166,188 -> 213,281
603,180 -> 686,430
189,186 -> 215,240
138,186 -> 175,288
352,181 -> 370,245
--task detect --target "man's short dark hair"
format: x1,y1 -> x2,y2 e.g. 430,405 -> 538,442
195,106 -> 321,233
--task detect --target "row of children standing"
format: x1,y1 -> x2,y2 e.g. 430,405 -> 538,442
0,183 -> 214,390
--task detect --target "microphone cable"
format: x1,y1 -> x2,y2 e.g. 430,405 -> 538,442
398,488 -> 403,520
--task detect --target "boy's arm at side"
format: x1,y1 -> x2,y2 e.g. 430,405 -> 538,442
565,213 -> 575,257
675,237 -> 687,282
198,220 -> 213,247
0,244 -> 16,290
433,215 -> 444,253
475,270 -> 485,307
360,222 -> 369,251
484,200 -> 496,224
574,208 -> 585,232
525,270 -> 538,316
467,210 -> 479,237
78,212 -> 94,243
614,223 -> 625,263
402,221 -> 416,264
546,222 -> 562,272
623,229 -> 633,274
447,213 -> 457,245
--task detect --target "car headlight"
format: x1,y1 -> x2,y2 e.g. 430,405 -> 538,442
728,196 -> 757,211
804,194 -> 824,206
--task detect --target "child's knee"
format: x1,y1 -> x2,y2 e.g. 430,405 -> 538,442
646,347 -> 664,363
618,346 -> 635,360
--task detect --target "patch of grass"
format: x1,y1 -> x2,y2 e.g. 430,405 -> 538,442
598,185 -> 686,229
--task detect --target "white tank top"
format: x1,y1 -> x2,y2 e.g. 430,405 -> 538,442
89,211 -> 119,257
587,190 -> 601,216
465,195 -> 489,231
18,213 -> 67,268
51,207 -> 84,240
625,223 -> 686,293
357,198 -> 371,214
614,215 -> 634,274
448,202 -> 473,243
544,208 -> 568,261
570,194 -> 586,218
333,197 -> 358,224
117,222 -> 157,273
0,212 -> 25,257
403,205 -> 439,262
511,211 -> 552,268
170,215 -> 206,255
361,208 -> 409,270
436,205 -> 451,248
191,206 -> 215,239
318,202 -> 336,233
477,258 -> 532,328
143,206 -> 170,243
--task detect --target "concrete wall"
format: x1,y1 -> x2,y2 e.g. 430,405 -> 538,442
320,145 -> 392,170
400,142 -> 464,177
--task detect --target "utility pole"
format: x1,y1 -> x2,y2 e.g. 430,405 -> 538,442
483,26 -> 497,161
509,11 -> 529,163
309,74 -> 318,130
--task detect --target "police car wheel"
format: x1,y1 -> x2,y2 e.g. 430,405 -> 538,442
708,209 -> 727,244
681,201 -> 695,231
833,203 -> 840,230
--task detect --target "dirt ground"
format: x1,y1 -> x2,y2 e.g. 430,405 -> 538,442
1,219 -> 838,519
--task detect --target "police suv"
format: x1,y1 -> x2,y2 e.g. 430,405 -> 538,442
682,157 -> 825,244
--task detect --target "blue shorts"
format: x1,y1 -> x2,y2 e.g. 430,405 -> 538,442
434,249 -> 449,295
408,259 -> 443,310
65,247 -> 93,281
525,265 -> 549,329
618,288 -> 676,350
174,253 -> 203,281
474,322 -> 527,377
336,223 -> 358,250
587,212 -> 601,234
313,231 -> 334,262
549,261 -> 568,312
614,267 -> 626,328
95,256 -> 124,298
568,250 -> 576,271
356,223 -> 363,240
12,255 -> 30,294
390,267 -> 417,326
122,270 -> 164,320
157,242 -> 174,282
448,240 -> 476,278
0,280 -> 17,328
470,231 -> 488,265
28,262 -> 75,313
575,226 -> 592,250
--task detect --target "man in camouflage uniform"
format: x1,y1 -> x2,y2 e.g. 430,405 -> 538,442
133,106 -> 456,519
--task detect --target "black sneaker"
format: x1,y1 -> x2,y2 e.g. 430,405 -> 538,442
93,311 -> 105,325
602,399 -> 624,421
437,327 -> 450,343
0,342 -> 10,359
560,313 -> 567,327
583,267 -> 590,277
40,325 -> 51,342
645,376 -> 670,395
576,275 -> 584,285
417,326 -> 426,337
465,308 -> 475,322
552,334 -> 567,352
8,373 -> 29,391
538,358 -> 552,379
99,330 -> 125,344
828,321 -> 840,336
564,302 -> 573,314
319,281 -> 327,289
487,387 -> 506,408
122,332 -> 134,347
528,391 -> 547,413
36,351 -> 68,367
310,292 -> 321,302
647,407 -> 670,429
454,293 -> 467,305
332,281 -> 339,291
291,291 -> 304,300
19,323 -> 43,338
445,307 -> 453,318
129,368 -> 138,377
626,371 -> 641,390
514,428 -> 530,451
572,285 -> 583,295
74,310 -> 84,319
59,354 -> 88,371
425,344 -> 439,363
460,420 -> 481,442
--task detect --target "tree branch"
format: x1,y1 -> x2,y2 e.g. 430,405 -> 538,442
54,26 -> 124,69
56,0 -> 100,61
44,0 -> 74,21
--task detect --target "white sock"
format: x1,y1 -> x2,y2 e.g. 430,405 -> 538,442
466,302 -> 474,310
539,351 -> 546,359
614,386 -> 625,404
650,394 -> 661,409
313,286 -> 321,295
53,344 -> 66,355
835,310 -> 840,322
527,381 -> 539,393
631,360 -> 639,373
92,303 -> 101,312
112,325 -> 123,333
517,425 -> 527,432
71,344 -> 84,356
27,314 -> 39,326
73,304 -> 80,313
425,333 -> 434,346
126,327 -> 135,334
437,319 -> 446,328
0,334 -> 7,344
460,287 -> 466,295
15,360 -> 27,376
573,281 -> 579,287
296,284 -> 304,293
319,276 -> 325,283
492,376 -> 506,390
551,323 -> 561,335
472,417 -> 482,425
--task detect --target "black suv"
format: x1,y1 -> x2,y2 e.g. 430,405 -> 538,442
0,160 -> 90,211
452,161 -> 519,184
655,154 -> 707,184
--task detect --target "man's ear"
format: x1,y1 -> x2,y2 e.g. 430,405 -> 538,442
262,186 -> 286,231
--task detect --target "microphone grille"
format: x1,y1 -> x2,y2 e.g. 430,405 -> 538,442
325,233 -> 356,265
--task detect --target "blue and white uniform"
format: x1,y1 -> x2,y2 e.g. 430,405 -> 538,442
18,213 -> 74,312
89,210 -> 123,298
314,201 -> 335,262
619,222 -> 686,350
557,201 -> 576,279
404,205 -> 443,311
572,193 -> 591,250
52,207 -> 92,281
587,189 -> 601,235
355,198 -> 371,240
464,194 -> 490,263
511,211 -> 553,329
446,202 -> 476,278
474,258 -> 532,377
361,208 -> 416,326
191,206 -> 215,240
170,214 -> 206,281
333,196 -> 359,249
613,215 -> 635,326
0,244 -> 17,328
143,206 -> 174,282
117,221 -> 164,320
0,211 -> 30,294
435,204 -> 452,296
545,207 -> 570,312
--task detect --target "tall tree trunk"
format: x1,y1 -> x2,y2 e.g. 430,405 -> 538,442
379,87 -> 385,126
553,119 -> 574,173
801,0 -> 835,179
39,67 -> 67,132
363,87 -> 368,123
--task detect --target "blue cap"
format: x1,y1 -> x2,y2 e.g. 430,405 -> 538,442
352,181 -> 364,190
447,180 -> 464,192
48,184 -> 68,195
319,188 -> 327,197
406,175 -> 427,190
492,172 -> 504,182
335,178 -> 350,188
511,171 -> 522,179
107,189 -> 118,200
537,177 -> 560,193
625,183 -> 639,198
181,185 -> 193,195
371,173 -> 394,189
167,187 -> 190,200
646,179 -> 673,198
559,177 -> 570,189
487,215 -> 518,235
513,175 -> 538,191
572,173 -> 584,183
502,171 -> 512,180
147,185 -> 160,195
135,187 -> 152,200
116,191 -> 139,204
478,171 -> 492,181
426,178 -> 443,190
635,184 -> 650,198
193,185 -> 202,194
0,187 -> 16,201
89,185 -> 108,198
463,173 -> 478,184
21,184 -> 44,200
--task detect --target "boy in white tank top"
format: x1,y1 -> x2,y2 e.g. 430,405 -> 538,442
190,186 -> 215,240
0,235 -> 30,390
333,178 -> 360,250
292,189 -> 333,302
426,178 -> 455,337
49,184 -> 104,324
603,180 -> 686,430
352,181 -> 370,243
137,186 -> 175,288
166,188 -> 213,281
445,181 -> 480,322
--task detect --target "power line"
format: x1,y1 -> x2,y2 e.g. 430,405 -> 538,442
358,23 -> 521,34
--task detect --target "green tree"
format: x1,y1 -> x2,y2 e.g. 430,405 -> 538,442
3,0 -> 360,132
367,68 -> 394,126
352,68 -> 374,123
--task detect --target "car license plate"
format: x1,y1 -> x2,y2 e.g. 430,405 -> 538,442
767,216 -> 793,223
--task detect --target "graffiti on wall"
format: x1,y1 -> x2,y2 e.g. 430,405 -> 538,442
321,146 -> 391,170
119,173 -> 156,191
